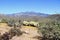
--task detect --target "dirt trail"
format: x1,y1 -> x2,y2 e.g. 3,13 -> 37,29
10,26 -> 42,40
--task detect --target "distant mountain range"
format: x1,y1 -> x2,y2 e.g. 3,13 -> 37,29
7,12 -> 49,17
0,12 -> 60,21
0,12 -> 49,21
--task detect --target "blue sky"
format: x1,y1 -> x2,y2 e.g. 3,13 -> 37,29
0,0 -> 60,14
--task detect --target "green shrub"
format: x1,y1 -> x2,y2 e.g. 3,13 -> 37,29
0,19 -> 8,23
9,28 -> 22,37
38,20 -> 60,40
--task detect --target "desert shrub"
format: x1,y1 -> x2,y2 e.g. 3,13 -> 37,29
0,19 -> 8,23
38,20 -> 60,40
7,20 -> 22,28
7,19 -> 16,27
9,28 -> 22,37
1,32 -> 9,40
7,22 -> 14,27
0,27 -> 22,40
18,20 -> 22,27
0,32 -> 10,40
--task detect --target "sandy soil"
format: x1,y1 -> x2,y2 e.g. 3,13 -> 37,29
0,23 -> 42,40
10,26 -> 42,40
0,23 -> 11,35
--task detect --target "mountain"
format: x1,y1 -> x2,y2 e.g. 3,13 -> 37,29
0,12 -> 49,21
0,12 -> 60,22
7,12 -> 49,17
48,14 -> 60,21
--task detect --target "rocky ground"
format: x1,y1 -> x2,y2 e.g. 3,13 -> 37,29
10,26 -> 42,40
0,23 -> 42,40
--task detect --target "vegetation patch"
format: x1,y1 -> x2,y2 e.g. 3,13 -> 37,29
38,20 -> 60,40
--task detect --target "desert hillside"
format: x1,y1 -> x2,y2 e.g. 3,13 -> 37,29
0,22 -> 42,40
0,14 -> 60,40
10,26 -> 42,40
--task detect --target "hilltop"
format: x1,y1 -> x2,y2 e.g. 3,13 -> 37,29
48,14 -> 60,21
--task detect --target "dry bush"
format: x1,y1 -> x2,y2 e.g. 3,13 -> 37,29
38,20 -> 60,40
9,28 -> 23,37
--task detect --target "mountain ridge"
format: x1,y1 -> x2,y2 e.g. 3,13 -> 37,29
6,12 -> 49,17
